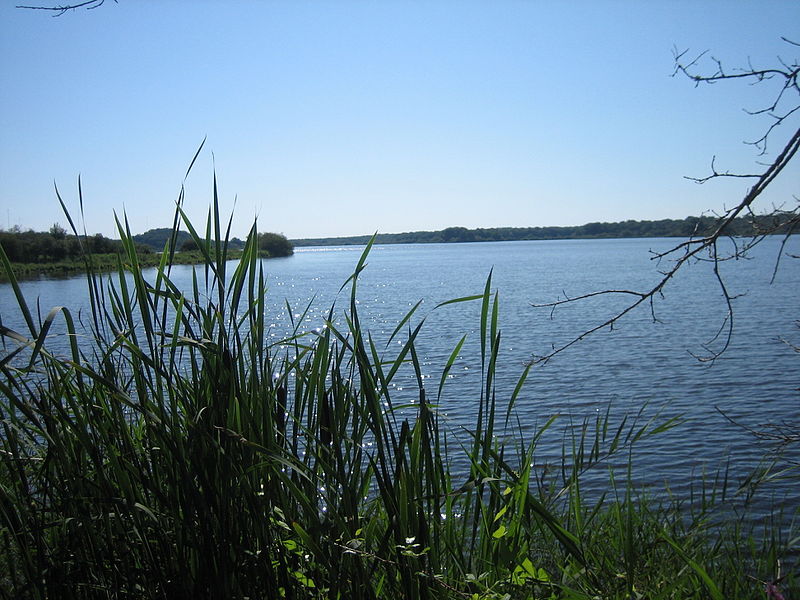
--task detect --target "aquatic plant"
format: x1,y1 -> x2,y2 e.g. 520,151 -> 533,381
0,171 -> 796,599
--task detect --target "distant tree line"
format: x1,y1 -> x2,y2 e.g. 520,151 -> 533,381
292,214 -> 797,247
0,224 -> 152,263
4,215 -> 788,262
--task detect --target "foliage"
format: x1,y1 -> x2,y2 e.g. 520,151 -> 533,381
0,226 -> 151,265
0,225 -> 292,280
0,179 -> 796,599
48,223 -> 67,240
132,227 -> 193,251
132,227 -> 246,252
258,231 -> 294,257
180,237 -> 198,251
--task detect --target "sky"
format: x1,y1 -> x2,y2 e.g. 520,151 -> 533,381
0,1 -> 798,240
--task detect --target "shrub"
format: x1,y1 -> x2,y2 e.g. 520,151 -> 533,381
258,231 -> 293,257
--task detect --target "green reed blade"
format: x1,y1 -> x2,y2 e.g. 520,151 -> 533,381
386,299 -> 423,348
0,244 -> 36,339
505,363 -> 531,424
660,529 -> 724,600
385,320 -> 425,383
437,334 -> 467,403
480,270 -> 493,367
433,294 -> 483,309
337,233 -> 375,295
184,137 -> 207,180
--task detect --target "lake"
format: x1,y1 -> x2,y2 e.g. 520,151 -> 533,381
2,236 -> 798,510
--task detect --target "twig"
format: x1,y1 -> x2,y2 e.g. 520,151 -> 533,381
531,125 -> 799,365
16,0 -> 113,15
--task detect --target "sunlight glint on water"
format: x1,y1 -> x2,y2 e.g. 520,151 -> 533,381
1,237 -> 797,502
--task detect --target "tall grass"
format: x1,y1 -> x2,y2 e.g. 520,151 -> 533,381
0,175 -> 797,598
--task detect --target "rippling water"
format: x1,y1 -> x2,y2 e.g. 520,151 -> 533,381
2,237 -> 798,506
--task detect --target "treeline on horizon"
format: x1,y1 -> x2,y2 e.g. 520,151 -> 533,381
292,214 -> 796,246
2,215 -> 791,264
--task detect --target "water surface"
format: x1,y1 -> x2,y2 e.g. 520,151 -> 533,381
2,237 -> 798,507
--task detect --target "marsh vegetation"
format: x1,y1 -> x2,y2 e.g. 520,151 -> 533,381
0,192 -> 796,599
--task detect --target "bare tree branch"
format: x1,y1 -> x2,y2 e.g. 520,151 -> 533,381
684,155 -> 762,183
531,41 -> 799,366
673,41 -> 799,155
16,0 -> 114,16
532,128 -> 798,365
716,406 -> 800,463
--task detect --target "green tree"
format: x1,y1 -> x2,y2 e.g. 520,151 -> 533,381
258,232 -> 293,257
180,238 -> 198,252
49,223 -> 67,240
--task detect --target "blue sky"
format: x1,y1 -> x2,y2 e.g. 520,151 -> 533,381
0,1 -> 797,239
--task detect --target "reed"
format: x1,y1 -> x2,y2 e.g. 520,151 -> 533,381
0,172 -> 796,599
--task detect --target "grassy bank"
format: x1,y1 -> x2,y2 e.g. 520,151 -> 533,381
0,197 -> 797,599
0,249 -> 247,281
